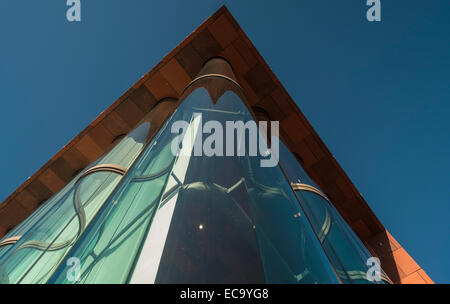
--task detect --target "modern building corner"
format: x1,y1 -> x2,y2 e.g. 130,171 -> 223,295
0,6 -> 433,284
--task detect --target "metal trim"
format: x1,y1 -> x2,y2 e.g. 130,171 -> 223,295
318,209 -> 332,243
76,164 -> 127,184
0,164 -> 128,250
291,183 -> 330,202
0,236 -> 20,247
182,73 -> 243,95
131,165 -> 172,183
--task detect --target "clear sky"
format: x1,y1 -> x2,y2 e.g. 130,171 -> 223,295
0,0 -> 448,283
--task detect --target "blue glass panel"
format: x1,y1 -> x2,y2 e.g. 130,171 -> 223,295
50,88 -> 339,284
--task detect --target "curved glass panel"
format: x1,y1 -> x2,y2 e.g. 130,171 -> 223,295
50,87 -> 340,284
295,190 -> 374,283
0,122 -> 150,284
278,142 -> 390,283
278,142 -> 320,189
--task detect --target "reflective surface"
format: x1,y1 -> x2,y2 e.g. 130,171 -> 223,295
0,57 -> 388,284
278,142 -> 390,284
277,141 -> 320,189
50,87 -> 340,284
0,122 -> 150,284
295,190 -> 373,283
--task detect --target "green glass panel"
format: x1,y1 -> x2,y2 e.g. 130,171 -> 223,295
0,122 -> 149,284
50,89 -> 208,284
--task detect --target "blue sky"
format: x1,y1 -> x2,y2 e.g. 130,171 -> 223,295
0,0 -> 449,283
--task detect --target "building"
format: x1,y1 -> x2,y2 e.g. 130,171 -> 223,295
0,6 -> 433,284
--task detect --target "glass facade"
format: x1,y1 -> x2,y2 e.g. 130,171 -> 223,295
0,58 -> 389,284
49,87 -> 339,284
278,142 -> 391,284
0,122 -> 150,283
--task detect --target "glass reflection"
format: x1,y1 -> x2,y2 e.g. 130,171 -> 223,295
0,122 -> 150,284
278,141 -> 390,284
50,87 -> 340,284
